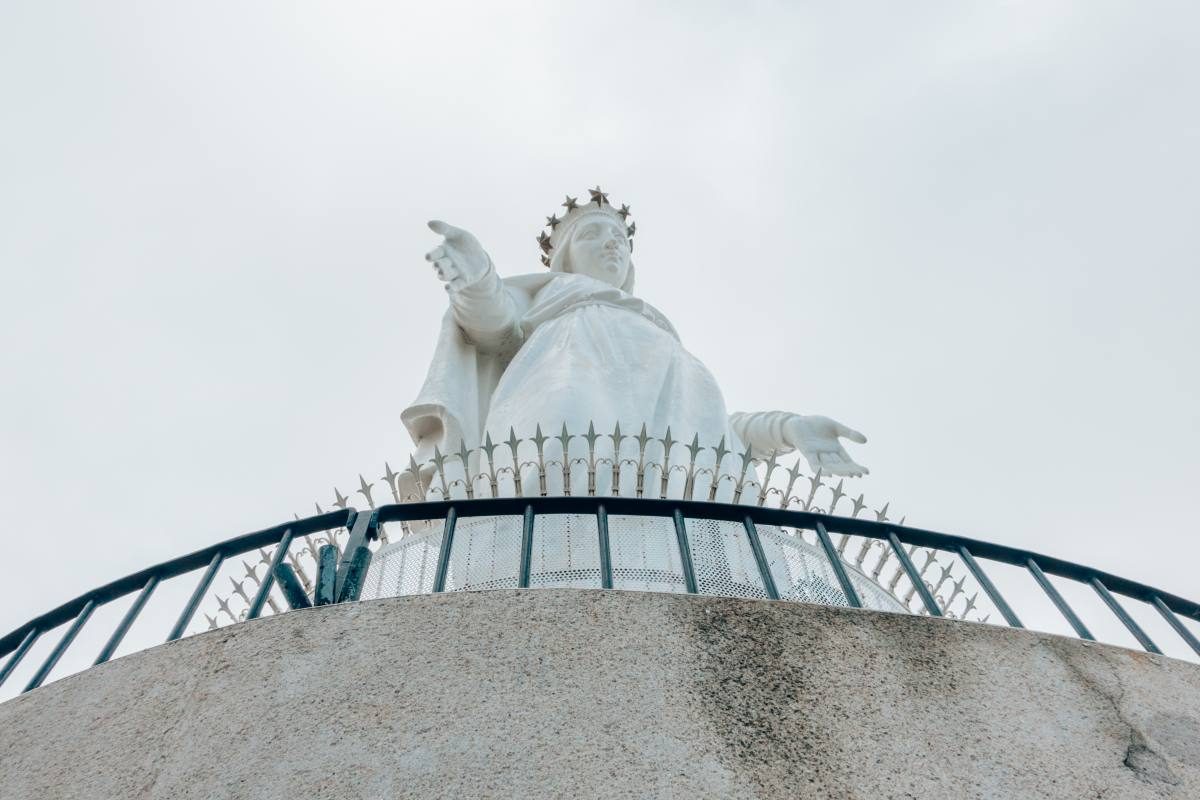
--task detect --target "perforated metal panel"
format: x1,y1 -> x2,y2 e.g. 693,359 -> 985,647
444,516 -> 522,591
528,514 -> 602,589
755,526 -> 906,612
608,515 -> 687,593
365,522 -> 444,598
683,518 -> 770,599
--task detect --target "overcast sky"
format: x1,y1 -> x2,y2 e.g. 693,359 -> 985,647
2,2 -> 1198,672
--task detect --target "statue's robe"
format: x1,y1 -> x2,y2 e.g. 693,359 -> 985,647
400,271 -> 750,498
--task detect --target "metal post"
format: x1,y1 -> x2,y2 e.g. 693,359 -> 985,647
23,600 -> 96,693
518,505 -> 535,589
672,510 -> 699,594
247,529 -> 294,620
597,504 -> 613,590
743,516 -> 780,600
0,627 -> 39,690
335,511 -> 376,600
1088,578 -> 1160,654
1152,596 -> 1200,657
815,522 -> 861,608
94,575 -> 159,666
432,507 -> 458,593
314,544 -> 338,606
167,551 -> 223,642
1026,558 -> 1093,640
336,547 -> 373,603
889,533 -> 942,616
957,546 -> 1022,628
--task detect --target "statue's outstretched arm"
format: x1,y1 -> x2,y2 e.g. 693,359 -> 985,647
730,410 -> 868,478
425,220 -> 521,351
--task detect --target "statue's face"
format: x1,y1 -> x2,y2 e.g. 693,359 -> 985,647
566,217 -> 630,288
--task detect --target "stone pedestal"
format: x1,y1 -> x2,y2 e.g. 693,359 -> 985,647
1,590 -> 1198,799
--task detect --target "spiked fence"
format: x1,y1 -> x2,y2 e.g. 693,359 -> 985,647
2,423 -> 1199,700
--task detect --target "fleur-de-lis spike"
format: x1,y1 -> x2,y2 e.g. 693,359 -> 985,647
556,422 -> 573,495
481,432 -> 499,464
803,469 -> 824,510
583,421 -> 600,450
242,559 -> 261,584
962,592 -> 979,616
333,487 -> 349,509
531,424 -> 548,454
781,458 -> 804,508
850,493 -> 867,518
659,427 -> 675,461
545,213 -> 561,229
683,433 -> 702,501
257,547 -> 271,566
382,462 -> 401,503
204,612 -> 219,630
228,577 -> 250,605
710,435 -> 730,472
431,446 -> 451,497
617,203 -> 630,220
827,479 -> 846,514
507,427 -> 523,498
609,421 -> 624,450
456,439 -> 475,499
635,423 -> 650,452
657,427 -> 676,499
562,195 -> 579,211
406,455 -> 425,499
874,502 -> 890,523
313,502 -> 325,515
357,474 -> 376,509
216,594 -> 235,620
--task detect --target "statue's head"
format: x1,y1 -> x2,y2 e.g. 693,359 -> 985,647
540,186 -> 636,292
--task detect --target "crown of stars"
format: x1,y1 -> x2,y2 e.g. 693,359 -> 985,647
538,185 -> 636,267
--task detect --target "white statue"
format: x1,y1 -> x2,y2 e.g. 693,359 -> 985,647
402,186 -> 867,497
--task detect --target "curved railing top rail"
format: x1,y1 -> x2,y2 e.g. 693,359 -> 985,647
2,497 -> 1198,671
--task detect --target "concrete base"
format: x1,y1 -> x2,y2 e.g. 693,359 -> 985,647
1,590 -> 1199,799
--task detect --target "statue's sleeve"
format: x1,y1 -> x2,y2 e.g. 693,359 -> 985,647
448,259 -> 523,353
729,410 -> 797,458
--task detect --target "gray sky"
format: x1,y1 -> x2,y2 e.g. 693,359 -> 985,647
2,2 -> 1198,669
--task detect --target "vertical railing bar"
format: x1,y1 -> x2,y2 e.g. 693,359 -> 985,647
0,627 -> 39,690
1025,558 -> 1093,640
93,575 -> 160,666
1090,577 -> 1161,654
957,545 -> 1023,628
1152,596 -> 1200,657
596,504 -> 613,590
167,551 -> 223,642
743,516 -> 780,600
518,505 -> 535,589
815,522 -> 861,609
672,509 -> 699,594
889,532 -> 942,617
247,529 -> 294,621
432,507 -> 457,593
23,600 -> 97,693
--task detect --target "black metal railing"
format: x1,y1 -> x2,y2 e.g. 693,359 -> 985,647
2,496 -> 1198,698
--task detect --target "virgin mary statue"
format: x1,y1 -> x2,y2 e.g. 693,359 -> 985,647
401,186 -> 867,497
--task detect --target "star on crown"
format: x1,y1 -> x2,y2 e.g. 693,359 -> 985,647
537,185 -> 636,267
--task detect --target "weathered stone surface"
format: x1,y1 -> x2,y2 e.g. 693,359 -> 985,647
1,590 -> 1197,799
